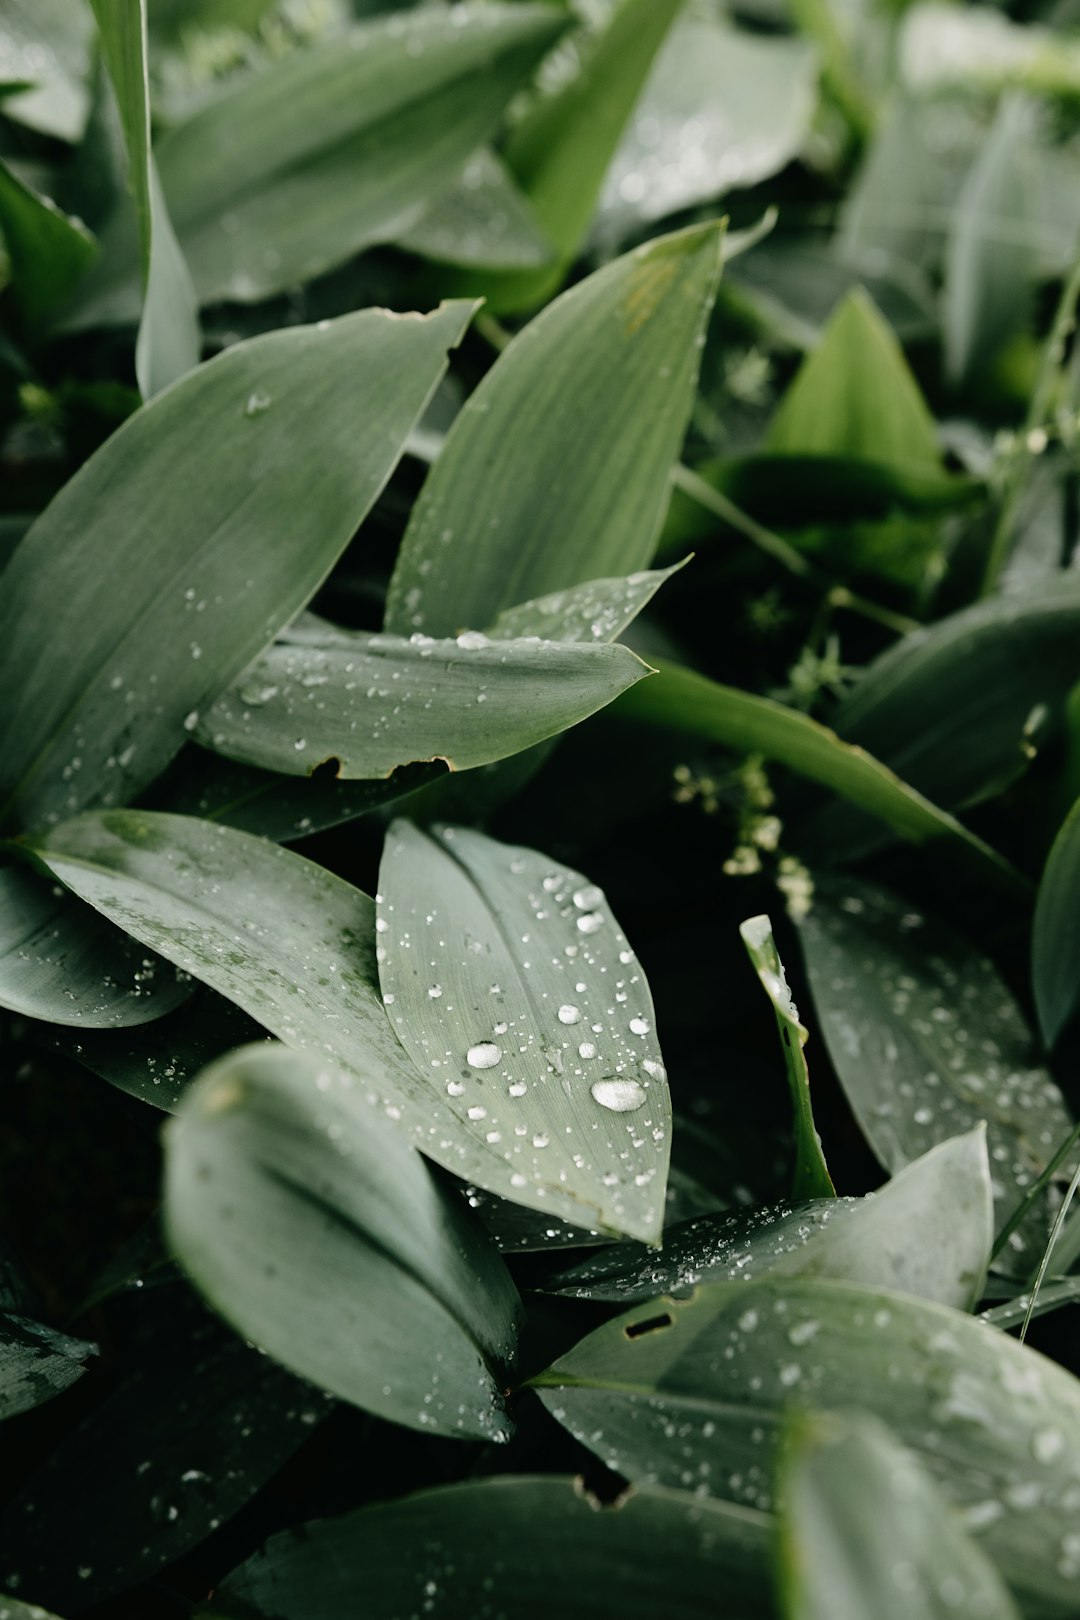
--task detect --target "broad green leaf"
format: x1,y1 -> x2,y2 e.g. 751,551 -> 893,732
771,1130 -> 993,1311
377,821 -> 671,1243
218,1476 -> 774,1620
613,665 -> 1026,898
0,0 -> 93,141
943,95 -> 1042,386
546,1201 -> 852,1302
0,862 -> 189,1028
1033,794 -> 1080,1046
809,585 -> 1080,859
88,0 -> 200,397
23,809 -> 653,1221
0,302 -> 474,835
39,985 -> 263,1110
837,95 -> 954,280
0,1310 -> 333,1615
197,630 -> 651,780
152,752 -> 441,842
0,1312 -> 95,1422
534,1275 -> 1080,1615
165,1042 -> 521,1439
767,288 -> 941,473
486,0 -> 683,308
596,16 -> 818,243
76,6 -> 567,315
776,1410 -> 1023,1620
740,916 -> 834,1200
796,877 -> 1073,1268
385,223 -> 723,637
395,148 -> 554,272
0,161 -> 96,327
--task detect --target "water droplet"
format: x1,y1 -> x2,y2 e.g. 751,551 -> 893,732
428,984 -> 443,999
590,1078 -> 646,1112
244,391 -> 273,417
577,912 -> 604,935
558,1004 -> 581,1025
1033,1427 -> 1065,1464
456,630 -> 490,651
578,1041 -> 597,1059
628,1016 -> 650,1036
466,1042 -> 502,1070
573,884 -> 603,909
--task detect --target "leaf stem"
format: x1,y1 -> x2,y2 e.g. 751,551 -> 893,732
990,1115 -> 1080,1263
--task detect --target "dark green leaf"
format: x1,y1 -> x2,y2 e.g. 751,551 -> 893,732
218,1476 -> 774,1620
377,821 -> 672,1242
740,915 -> 834,1199
87,0 -> 200,397
534,1275 -> 1080,1615
796,877 -> 1073,1269
0,301 -> 474,834
0,861 -> 189,1028
0,161 -> 96,327
385,224 -> 723,637
197,630 -> 651,780
776,1410 -> 1023,1620
0,1312 -> 95,1422
612,665 -> 1026,898
1033,794 -> 1080,1046
0,1309 -> 334,1614
165,1042 -> 521,1439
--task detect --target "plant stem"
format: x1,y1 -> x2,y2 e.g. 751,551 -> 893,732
672,464 -> 920,637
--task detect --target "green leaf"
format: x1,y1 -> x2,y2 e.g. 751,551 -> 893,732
771,1130 -> 993,1311
164,1042 -> 521,1439
0,1310 -> 333,1615
809,584 -> 1080,860
78,6 -> 567,315
533,1275 -> 1080,1615
596,16 -> 818,244
766,288 -> 941,473
0,301 -> 474,834
1033,794 -> 1080,1047
484,0 -> 684,309
739,916 -> 834,1200
943,95 -> 1042,386
486,565 -> 682,643
0,0 -> 93,141
0,161 -> 97,327
0,861 -> 189,1029
385,223 -> 722,637
776,1410 -> 1023,1620
546,1201 -> 851,1302
197,629 -> 651,780
217,1476 -> 774,1620
612,664 -> 1026,898
377,821 -> 671,1243
796,877 -> 1073,1269
87,0 -> 200,397
395,148 -> 554,272
0,1599 -> 66,1620
0,1312 -> 95,1422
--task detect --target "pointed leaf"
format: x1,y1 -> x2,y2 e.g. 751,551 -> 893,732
614,665 -> 1026,898
385,224 -> 723,637
796,877 -> 1073,1268
219,1477 -> 773,1620
1033,796 -> 1080,1046
534,1276 -> 1080,1616
395,147 -> 554,272
0,160 -> 96,327
377,821 -> 671,1243
776,1410 -> 1023,1620
767,288 -> 941,472
0,862 -> 189,1029
197,631 -> 651,780
0,301 -> 474,834
740,916 -> 834,1199
87,0 -> 199,397
772,1130 -> 993,1310
165,1042 -> 520,1440
0,1312 -> 95,1422
487,565 -> 682,644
